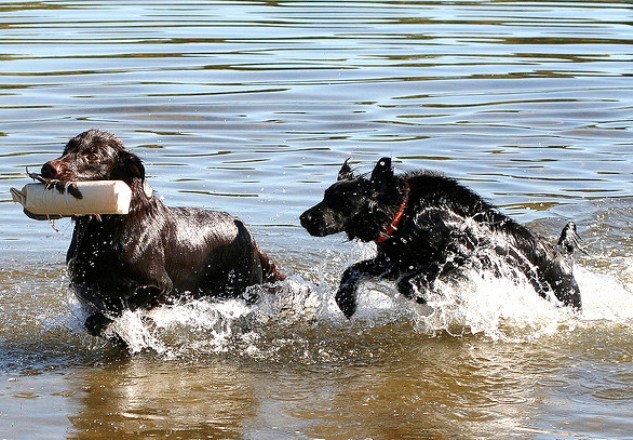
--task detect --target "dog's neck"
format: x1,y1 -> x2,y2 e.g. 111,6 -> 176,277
374,184 -> 409,244
131,179 -> 153,198
121,179 -> 156,217
142,181 -> 153,199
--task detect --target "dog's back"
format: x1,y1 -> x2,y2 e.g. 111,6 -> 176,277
162,207 -> 284,296
394,171 -> 582,308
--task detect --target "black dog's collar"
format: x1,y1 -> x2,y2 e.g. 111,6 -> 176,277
374,189 -> 409,244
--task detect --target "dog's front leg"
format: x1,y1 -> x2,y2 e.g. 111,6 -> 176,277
128,275 -> 175,311
336,259 -> 389,319
124,247 -> 176,310
84,312 -> 114,337
396,263 -> 442,305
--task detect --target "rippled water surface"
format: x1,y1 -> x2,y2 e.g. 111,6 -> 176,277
1,1 -> 632,438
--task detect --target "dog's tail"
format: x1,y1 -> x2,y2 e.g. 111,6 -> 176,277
259,250 -> 287,283
557,222 -> 587,256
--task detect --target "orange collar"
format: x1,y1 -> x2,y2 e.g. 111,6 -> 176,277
374,193 -> 408,244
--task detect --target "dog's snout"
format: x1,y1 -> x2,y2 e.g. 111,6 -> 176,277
299,210 -> 312,226
41,160 -> 62,178
300,206 -> 336,237
300,208 -> 321,236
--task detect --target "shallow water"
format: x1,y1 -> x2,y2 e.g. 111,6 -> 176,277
1,0 -> 632,438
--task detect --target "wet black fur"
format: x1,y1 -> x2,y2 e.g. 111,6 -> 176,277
36,129 -> 285,337
300,158 -> 582,318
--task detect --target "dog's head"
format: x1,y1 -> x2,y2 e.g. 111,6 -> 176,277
40,129 -> 145,186
300,157 -> 403,242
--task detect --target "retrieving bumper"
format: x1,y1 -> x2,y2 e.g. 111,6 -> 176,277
10,180 -> 132,217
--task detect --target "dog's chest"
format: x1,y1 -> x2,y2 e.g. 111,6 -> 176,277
68,223 -> 126,278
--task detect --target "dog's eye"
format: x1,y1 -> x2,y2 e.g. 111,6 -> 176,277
87,153 -> 99,162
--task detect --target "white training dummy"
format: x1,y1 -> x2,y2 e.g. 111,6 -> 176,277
11,181 -> 132,217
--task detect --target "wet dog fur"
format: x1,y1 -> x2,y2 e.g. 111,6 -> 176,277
34,129 -> 285,337
300,157 -> 582,318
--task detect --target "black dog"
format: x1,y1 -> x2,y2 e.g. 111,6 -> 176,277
32,129 -> 285,337
300,157 -> 583,318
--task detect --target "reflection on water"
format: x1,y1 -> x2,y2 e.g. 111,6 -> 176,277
0,0 -> 632,438
66,362 -> 256,439
5,326 -> 632,439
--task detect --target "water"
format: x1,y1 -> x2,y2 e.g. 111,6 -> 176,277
1,0 -> 632,438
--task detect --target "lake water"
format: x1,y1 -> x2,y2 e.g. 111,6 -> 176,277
1,0 -> 632,438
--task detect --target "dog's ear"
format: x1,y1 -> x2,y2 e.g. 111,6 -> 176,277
115,150 -> 145,182
337,158 -> 354,181
370,157 -> 393,186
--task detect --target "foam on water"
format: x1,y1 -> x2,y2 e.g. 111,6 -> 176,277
64,248 -> 633,357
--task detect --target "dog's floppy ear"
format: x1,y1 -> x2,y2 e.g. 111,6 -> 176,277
337,158 -> 354,181
370,157 -> 393,185
115,150 -> 145,183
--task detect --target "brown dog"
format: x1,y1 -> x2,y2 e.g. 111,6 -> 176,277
33,129 -> 284,337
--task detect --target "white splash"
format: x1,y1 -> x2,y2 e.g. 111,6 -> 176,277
66,245 -> 633,355
351,256 -> 633,341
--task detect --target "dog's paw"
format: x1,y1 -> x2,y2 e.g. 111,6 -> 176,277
335,289 -> 357,319
414,296 -> 427,305
84,313 -> 113,337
